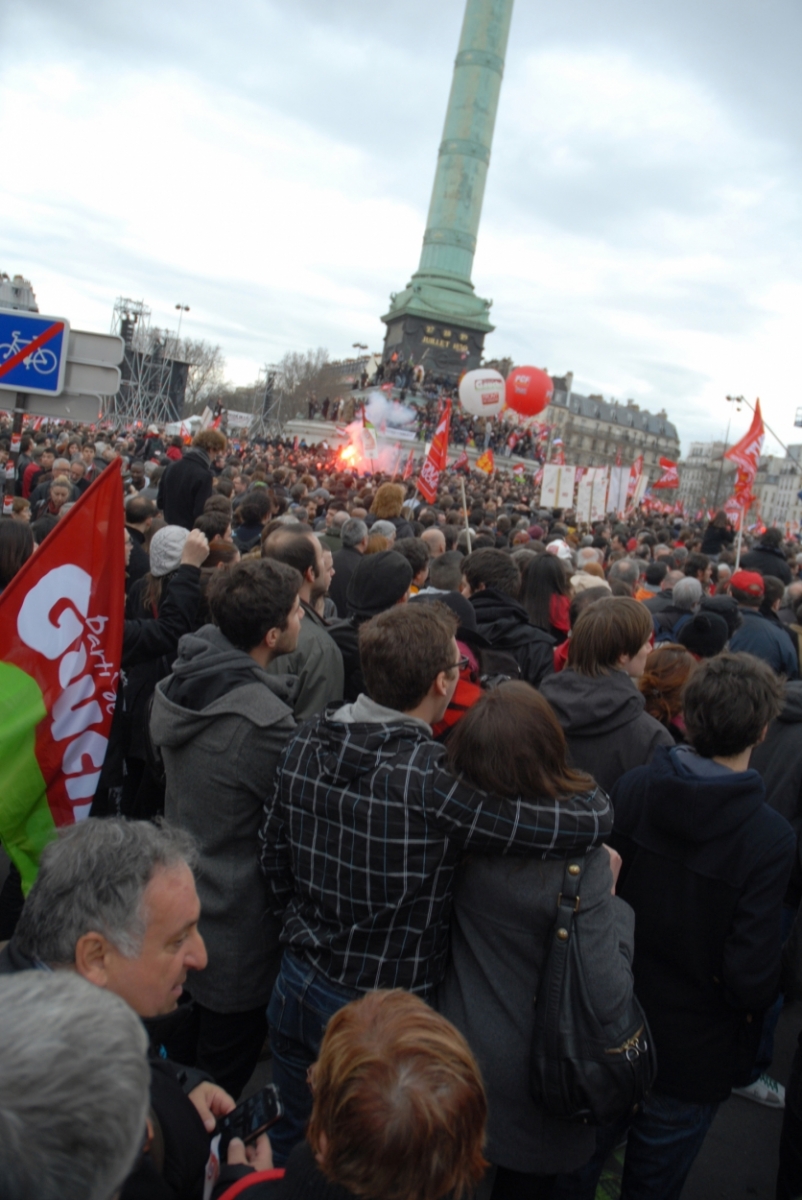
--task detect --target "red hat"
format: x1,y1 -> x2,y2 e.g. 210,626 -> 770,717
730,569 -> 764,597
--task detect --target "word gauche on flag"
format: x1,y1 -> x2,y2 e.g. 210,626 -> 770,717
0,461 -> 125,892
417,399 -> 452,503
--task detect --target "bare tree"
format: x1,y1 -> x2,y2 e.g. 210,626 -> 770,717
180,340 -> 227,413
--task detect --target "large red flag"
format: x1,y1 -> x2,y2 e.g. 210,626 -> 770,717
725,400 -> 764,483
417,399 -> 451,503
651,457 -> 680,489
0,461 -> 125,892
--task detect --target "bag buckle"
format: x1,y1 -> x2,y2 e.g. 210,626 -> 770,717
557,892 -> 581,913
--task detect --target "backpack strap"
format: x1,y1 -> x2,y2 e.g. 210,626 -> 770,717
215,1168 -> 285,1200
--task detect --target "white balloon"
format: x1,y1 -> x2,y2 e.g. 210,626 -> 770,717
458,368 -> 506,419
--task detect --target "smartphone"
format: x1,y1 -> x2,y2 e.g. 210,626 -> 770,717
217,1084 -> 283,1154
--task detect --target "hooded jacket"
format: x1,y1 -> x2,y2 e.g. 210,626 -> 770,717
539,668 -> 674,793
470,587 -> 554,687
610,745 -> 795,1102
751,680 -> 802,903
157,448 -> 214,530
260,694 -> 612,995
152,625 -> 298,1011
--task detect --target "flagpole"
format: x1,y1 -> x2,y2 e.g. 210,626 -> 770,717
459,476 -> 472,552
735,507 -> 744,570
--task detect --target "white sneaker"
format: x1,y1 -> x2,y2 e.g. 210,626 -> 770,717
732,1074 -> 786,1108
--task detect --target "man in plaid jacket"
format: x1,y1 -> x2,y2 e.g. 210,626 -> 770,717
259,602 -> 612,1162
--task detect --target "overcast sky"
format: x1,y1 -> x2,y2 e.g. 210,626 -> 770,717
2,0 -> 800,453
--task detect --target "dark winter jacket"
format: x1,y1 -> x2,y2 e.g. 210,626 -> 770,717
701,524 -> 735,557
266,601 -> 344,721
157,448 -> 214,529
437,844 -> 633,1174
643,588 -> 674,615
329,546 -> 362,618
539,668 -> 674,793
470,588 -> 555,687
740,543 -> 793,585
730,607 -> 799,678
610,744 -> 795,1103
326,617 -> 363,702
260,693 -> 612,996
152,626 -> 298,1011
651,604 -> 693,641
125,525 -> 151,589
751,680 -> 802,903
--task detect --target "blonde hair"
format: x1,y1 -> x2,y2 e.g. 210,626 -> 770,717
308,990 -> 487,1200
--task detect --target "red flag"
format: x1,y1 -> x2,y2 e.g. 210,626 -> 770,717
475,448 -> 495,474
627,455 -> 643,499
417,399 -> 451,503
0,462 -> 126,892
725,400 -> 764,486
652,457 -> 679,489
453,450 -> 469,473
615,446 -> 622,468
402,448 -> 416,481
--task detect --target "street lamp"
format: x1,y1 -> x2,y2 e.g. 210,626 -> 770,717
352,342 -> 368,352
175,304 -> 190,343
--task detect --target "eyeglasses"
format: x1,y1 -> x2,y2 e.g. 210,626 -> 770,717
434,655 -> 469,676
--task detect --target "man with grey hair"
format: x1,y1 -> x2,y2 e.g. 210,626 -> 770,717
0,972 -> 150,1200
370,518 -> 397,543
0,819 -> 239,1198
652,576 -> 703,642
330,517 -> 369,618
643,568 -> 684,615
28,456 -> 77,510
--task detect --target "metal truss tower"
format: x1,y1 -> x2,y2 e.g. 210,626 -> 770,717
105,298 -> 189,425
249,365 -> 284,440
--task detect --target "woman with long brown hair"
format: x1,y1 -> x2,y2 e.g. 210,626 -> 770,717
638,643 -> 698,743
437,682 -> 636,1200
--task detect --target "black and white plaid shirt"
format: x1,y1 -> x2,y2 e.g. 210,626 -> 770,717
259,708 -> 611,995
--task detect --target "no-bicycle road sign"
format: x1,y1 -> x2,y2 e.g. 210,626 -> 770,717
0,308 -> 70,397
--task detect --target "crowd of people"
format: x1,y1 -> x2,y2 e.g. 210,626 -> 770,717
2,414 -> 802,1200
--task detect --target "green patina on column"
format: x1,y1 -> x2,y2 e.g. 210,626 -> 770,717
382,0 -> 515,372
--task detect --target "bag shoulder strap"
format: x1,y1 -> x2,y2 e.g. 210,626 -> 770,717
536,858 -> 583,1014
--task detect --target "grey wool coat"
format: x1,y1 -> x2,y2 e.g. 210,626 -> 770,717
437,842 -> 636,1175
151,625 -> 298,1013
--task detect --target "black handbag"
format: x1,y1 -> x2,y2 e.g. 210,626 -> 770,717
529,856 -> 657,1125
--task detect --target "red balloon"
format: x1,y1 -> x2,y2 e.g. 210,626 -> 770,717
505,366 -> 553,417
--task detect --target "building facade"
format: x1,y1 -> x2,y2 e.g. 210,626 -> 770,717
544,386 -> 680,472
677,442 -> 735,514
753,449 -> 802,526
